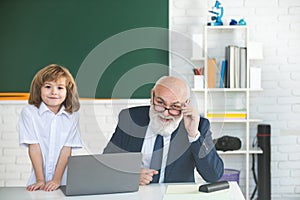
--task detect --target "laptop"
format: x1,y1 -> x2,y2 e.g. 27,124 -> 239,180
60,152 -> 142,196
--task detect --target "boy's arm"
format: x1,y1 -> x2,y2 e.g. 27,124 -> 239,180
27,144 -> 45,191
43,146 -> 71,191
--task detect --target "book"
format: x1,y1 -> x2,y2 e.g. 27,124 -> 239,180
207,113 -> 247,119
225,45 -> 237,88
207,109 -> 246,113
163,184 -> 230,200
225,45 -> 247,89
240,47 -> 247,88
207,58 -> 216,88
207,109 -> 247,119
229,45 -> 236,88
225,47 -> 230,88
234,46 -> 240,88
219,60 -> 226,88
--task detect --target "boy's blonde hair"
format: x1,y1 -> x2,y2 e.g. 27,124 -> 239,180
28,64 -> 80,113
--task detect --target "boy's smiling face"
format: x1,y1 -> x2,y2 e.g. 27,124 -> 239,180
41,77 -> 67,114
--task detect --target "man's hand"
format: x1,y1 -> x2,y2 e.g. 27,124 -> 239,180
181,103 -> 200,138
139,168 -> 158,185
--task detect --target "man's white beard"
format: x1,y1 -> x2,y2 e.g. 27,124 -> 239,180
149,106 -> 183,137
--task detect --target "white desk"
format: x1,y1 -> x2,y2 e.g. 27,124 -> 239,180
0,182 -> 245,200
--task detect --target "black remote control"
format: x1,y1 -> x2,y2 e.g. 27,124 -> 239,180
199,180 -> 229,193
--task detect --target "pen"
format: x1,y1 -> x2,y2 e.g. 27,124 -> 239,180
193,68 -> 203,75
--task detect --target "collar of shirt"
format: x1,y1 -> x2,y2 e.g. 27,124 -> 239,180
38,102 -> 70,118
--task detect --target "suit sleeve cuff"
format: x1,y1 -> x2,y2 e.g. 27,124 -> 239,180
188,131 -> 201,143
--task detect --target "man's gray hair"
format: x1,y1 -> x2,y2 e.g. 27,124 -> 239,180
154,76 -> 190,100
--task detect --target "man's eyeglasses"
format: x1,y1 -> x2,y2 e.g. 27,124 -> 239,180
152,93 -> 184,116
152,102 -> 182,116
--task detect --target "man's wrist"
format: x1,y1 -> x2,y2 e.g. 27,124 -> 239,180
188,131 -> 200,143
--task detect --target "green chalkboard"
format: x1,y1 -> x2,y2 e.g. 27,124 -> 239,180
0,0 -> 168,98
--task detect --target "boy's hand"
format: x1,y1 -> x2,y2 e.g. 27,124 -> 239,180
43,179 -> 61,191
26,180 -> 45,191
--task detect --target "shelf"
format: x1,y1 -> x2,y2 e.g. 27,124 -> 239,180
209,119 -> 262,123
193,25 -> 260,200
210,119 -> 247,123
191,88 -> 263,92
191,88 -> 205,92
217,147 -> 263,155
191,57 -> 205,61
249,119 -> 263,123
209,88 -> 248,92
249,147 -> 263,154
205,25 -> 248,30
249,88 -> 263,92
210,88 -> 263,92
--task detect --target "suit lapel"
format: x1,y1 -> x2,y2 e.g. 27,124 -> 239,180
127,121 -> 149,152
124,106 -> 150,152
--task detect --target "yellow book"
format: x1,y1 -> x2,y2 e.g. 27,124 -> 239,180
207,113 -> 246,119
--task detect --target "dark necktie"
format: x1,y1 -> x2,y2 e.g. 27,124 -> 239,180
150,134 -> 164,183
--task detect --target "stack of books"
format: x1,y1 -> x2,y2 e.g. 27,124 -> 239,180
219,45 -> 247,88
207,109 -> 247,120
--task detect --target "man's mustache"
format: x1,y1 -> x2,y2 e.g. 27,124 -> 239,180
155,113 -> 175,121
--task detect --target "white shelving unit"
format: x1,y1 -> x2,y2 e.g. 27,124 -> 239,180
190,26 -> 263,200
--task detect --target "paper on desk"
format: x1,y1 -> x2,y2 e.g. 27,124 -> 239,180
163,184 -> 230,200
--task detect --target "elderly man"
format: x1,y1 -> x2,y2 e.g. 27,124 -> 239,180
103,76 -> 224,185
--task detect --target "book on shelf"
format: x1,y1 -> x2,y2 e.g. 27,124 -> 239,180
240,47 -> 247,88
234,46 -> 240,88
224,48 -> 229,88
219,60 -> 226,88
207,58 -> 216,88
207,109 -> 247,119
207,113 -> 247,119
224,45 -> 247,89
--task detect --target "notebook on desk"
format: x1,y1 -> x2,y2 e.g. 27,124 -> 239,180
60,152 -> 142,196
163,184 -> 230,200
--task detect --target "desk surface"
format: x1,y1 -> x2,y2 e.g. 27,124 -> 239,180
0,182 -> 244,200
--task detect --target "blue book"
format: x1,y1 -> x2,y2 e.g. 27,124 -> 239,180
219,60 -> 226,88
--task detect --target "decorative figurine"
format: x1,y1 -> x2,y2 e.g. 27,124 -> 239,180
229,19 -> 237,25
238,19 -> 247,25
207,0 -> 224,26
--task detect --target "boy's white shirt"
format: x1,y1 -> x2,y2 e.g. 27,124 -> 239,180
19,102 -> 82,185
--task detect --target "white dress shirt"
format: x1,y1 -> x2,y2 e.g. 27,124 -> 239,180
18,102 -> 82,185
141,126 -> 200,183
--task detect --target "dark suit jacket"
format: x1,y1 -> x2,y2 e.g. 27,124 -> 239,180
103,106 -> 224,183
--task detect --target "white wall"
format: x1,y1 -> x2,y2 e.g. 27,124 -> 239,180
0,0 -> 299,199
169,0 -> 300,199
